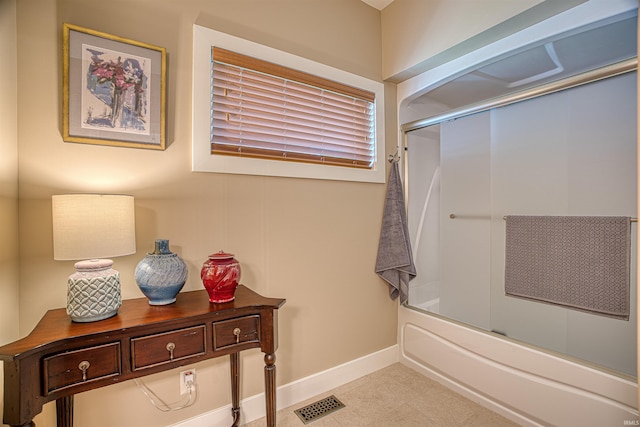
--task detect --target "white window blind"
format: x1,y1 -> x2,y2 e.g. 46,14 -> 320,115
211,48 -> 376,169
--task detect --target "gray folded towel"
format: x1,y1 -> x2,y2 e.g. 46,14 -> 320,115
375,160 -> 416,303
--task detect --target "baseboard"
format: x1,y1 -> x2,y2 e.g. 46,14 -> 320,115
169,345 -> 399,427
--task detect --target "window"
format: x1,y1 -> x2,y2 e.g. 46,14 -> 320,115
212,48 -> 375,169
193,25 -> 385,183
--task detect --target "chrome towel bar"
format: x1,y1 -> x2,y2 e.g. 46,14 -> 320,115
448,213 -> 637,222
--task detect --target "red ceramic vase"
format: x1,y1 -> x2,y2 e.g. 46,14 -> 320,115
201,251 -> 241,303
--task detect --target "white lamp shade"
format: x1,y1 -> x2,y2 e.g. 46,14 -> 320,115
52,194 -> 136,260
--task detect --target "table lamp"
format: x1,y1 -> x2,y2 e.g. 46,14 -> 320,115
52,194 -> 136,322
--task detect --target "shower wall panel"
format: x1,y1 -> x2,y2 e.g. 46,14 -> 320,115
489,72 -> 638,375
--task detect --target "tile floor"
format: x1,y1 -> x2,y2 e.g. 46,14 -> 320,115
244,363 -> 520,426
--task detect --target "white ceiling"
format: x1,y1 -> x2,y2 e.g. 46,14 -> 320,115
361,0 -> 394,10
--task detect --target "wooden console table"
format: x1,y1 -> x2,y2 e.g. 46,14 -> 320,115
0,285 -> 285,427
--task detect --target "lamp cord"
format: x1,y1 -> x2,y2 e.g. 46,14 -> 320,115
134,377 -> 196,412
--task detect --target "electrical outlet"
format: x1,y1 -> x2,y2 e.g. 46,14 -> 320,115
180,369 -> 196,395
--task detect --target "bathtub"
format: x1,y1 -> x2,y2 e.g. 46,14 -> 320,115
407,281 -> 440,313
398,305 -> 639,426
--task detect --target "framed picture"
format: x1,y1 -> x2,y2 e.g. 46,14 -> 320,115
63,23 -> 166,150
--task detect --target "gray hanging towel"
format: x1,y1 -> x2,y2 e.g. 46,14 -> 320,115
505,215 -> 631,320
375,160 -> 416,303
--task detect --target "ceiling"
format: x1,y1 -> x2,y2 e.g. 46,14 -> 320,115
408,11 -> 637,114
360,0 -> 394,11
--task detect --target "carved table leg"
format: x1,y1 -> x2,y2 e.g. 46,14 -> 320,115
230,352 -> 240,427
55,395 -> 73,427
264,353 -> 276,427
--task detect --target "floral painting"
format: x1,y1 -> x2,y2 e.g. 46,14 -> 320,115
63,24 -> 166,150
82,44 -> 151,135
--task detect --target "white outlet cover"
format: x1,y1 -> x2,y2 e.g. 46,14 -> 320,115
180,369 -> 196,395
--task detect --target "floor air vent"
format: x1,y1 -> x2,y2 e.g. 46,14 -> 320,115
294,395 -> 345,424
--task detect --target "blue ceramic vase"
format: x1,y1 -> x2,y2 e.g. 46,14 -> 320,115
135,239 -> 188,305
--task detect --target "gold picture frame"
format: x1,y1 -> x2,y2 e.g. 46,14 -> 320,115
63,23 -> 166,150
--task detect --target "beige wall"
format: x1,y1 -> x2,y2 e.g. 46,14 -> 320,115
0,0 -> 19,423
3,0 -> 608,426
13,1 -> 396,426
381,0 -> 587,82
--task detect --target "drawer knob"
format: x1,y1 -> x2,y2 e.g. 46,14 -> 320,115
166,342 -> 176,360
233,328 -> 241,344
78,360 -> 90,381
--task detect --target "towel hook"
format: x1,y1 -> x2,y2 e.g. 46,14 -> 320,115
388,149 -> 400,163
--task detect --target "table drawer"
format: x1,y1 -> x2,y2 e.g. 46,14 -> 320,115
213,315 -> 260,351
43,342 -> 121,395
131,325 -> 206,370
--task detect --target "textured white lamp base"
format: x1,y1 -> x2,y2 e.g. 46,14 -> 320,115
67,259 -> 122,322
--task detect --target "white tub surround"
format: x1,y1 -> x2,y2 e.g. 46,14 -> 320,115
399,305 -> 638,426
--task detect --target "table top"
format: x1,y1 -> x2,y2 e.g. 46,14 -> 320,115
0,285 -> 285,359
